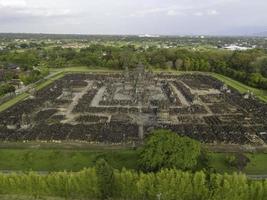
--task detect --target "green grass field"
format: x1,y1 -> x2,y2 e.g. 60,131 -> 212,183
0,149 -> 139,172
209,152 -> 267,175
0,149 -> 266,175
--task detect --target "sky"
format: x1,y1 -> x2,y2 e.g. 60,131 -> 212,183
0,0 -> 267,35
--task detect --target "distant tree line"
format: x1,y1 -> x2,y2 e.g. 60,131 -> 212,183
1,45 -> 267,89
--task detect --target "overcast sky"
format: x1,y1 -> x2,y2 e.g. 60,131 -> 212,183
0,0 -> 266,35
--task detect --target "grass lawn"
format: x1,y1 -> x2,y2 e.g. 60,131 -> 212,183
209,153 -> 267,175
245,153 -> 267,175
0,149 -> 139,172
0,148 -> 266,175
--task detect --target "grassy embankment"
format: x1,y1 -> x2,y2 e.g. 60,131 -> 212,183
211,73 -> 267,103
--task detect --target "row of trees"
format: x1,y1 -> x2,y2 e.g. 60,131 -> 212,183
1,45 -> 267,89
0,166 -> 266,200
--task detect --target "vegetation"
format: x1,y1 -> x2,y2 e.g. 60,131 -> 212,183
0,93 -> 28,112
0,83 -> 15,96
0,149 -> 139,171
0,34 -> 267,199
0,168 -> 266,200
0,148 -> 266,174
139,129 -> 201,171
209,153 -> 267,175
19,68 -> 49,85
1,41 -> 267,91
95,159 -> 115,199
211,73 -> 267,102
225,153 -> 250,171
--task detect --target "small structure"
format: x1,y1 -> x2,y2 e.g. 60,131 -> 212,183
21,113 -> 32,129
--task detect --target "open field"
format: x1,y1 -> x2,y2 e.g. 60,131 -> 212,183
0,149 -> 139,172
209,152 -> 267,175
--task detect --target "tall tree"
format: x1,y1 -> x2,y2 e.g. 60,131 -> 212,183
95,159 -> 114,200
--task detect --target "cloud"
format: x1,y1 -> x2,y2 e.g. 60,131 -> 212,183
167,10 -> 180,16
193,9 -> 219,17
207,9 -> 219,15
194,12 -> 204,16
130,7 -> 166,17
0,0 -> 266,35
0,0 -> 74,20
17,8 -> 72,17
0,0 -> 27,8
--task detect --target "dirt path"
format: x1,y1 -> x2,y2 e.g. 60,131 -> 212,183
91,86 -> 106,107
169,82 -> 189,106
62,81 -> 93,123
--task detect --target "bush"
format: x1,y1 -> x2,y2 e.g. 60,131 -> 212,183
0,83 -> 15,96
225,153 -> 250,171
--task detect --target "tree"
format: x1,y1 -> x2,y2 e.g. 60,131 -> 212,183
0,83 -> 15,96
95,159 -> 114,200
139,129 -> 201,172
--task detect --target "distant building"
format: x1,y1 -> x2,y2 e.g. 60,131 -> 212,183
223,45 -> 253,51
138,34 -> 160,38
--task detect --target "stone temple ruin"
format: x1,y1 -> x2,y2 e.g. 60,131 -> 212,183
0,65 -> 267,145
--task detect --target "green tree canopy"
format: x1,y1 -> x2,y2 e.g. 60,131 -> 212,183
95,159 -> 114,200
139,129 -> 201,172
